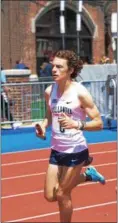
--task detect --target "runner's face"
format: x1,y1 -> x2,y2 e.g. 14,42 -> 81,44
52,57 -> 71,82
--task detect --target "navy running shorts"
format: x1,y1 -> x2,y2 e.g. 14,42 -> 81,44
49,149 -> 89,167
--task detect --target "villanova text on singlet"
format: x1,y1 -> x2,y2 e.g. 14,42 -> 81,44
49,82 -> 88,153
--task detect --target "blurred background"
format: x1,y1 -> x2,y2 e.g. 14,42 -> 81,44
1,0 -> 117,128
1,0 -> 117,76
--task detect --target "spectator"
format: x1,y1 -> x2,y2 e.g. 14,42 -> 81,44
40,62 -> 48,77
100,55 -> 110,64
14,59 -> 29,69
105,57 -> 110,64
43,56 -> 53,76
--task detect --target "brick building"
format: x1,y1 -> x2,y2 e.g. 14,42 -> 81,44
1,0 -> 117,75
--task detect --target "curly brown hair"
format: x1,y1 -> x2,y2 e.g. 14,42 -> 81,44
55,50 -> 83,79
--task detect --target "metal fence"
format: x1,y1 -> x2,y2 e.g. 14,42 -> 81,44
105,75 -> 117,120
1,81 -> 54,124
1,78 -> 117,126
80,77 -> 117,127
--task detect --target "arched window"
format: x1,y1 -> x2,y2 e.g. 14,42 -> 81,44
36,7 -> 92,75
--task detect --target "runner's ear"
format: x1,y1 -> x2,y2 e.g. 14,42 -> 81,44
69,67 -> 74,75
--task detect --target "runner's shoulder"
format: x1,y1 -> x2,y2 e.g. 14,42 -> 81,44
74,81 -> 89,97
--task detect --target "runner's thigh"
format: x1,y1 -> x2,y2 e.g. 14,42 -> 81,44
59,162 -> 84,193
44,164 -> 62,200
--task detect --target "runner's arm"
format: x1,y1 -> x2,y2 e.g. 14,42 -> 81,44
79,91 -> 103,131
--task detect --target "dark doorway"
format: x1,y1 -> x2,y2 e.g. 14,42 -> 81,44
36,7 -> 92,76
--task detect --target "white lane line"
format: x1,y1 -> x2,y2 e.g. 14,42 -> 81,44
2,158 -> 49,166
2,178 -> 116,199
2,150 -> 116,166
6,200 -> 117,222
2,162 -> 116,181
2,189 -> 44,199
92,162 -> 116,167
2,172 -> 46,180
91,150 -> 116,155
2,141 -> 116,155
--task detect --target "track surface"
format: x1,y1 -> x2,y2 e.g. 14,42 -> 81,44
2,142 -> 117,222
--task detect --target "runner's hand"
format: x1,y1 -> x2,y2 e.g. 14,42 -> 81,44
35,123 -> 46,140
58,113 -> 78,129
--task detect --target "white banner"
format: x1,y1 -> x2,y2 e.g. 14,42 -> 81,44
76,64 -> 117,82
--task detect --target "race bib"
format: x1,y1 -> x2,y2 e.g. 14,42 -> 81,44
52,115 -> 65,133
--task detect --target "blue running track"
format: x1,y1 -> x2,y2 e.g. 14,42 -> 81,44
1,119 -> 117,154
